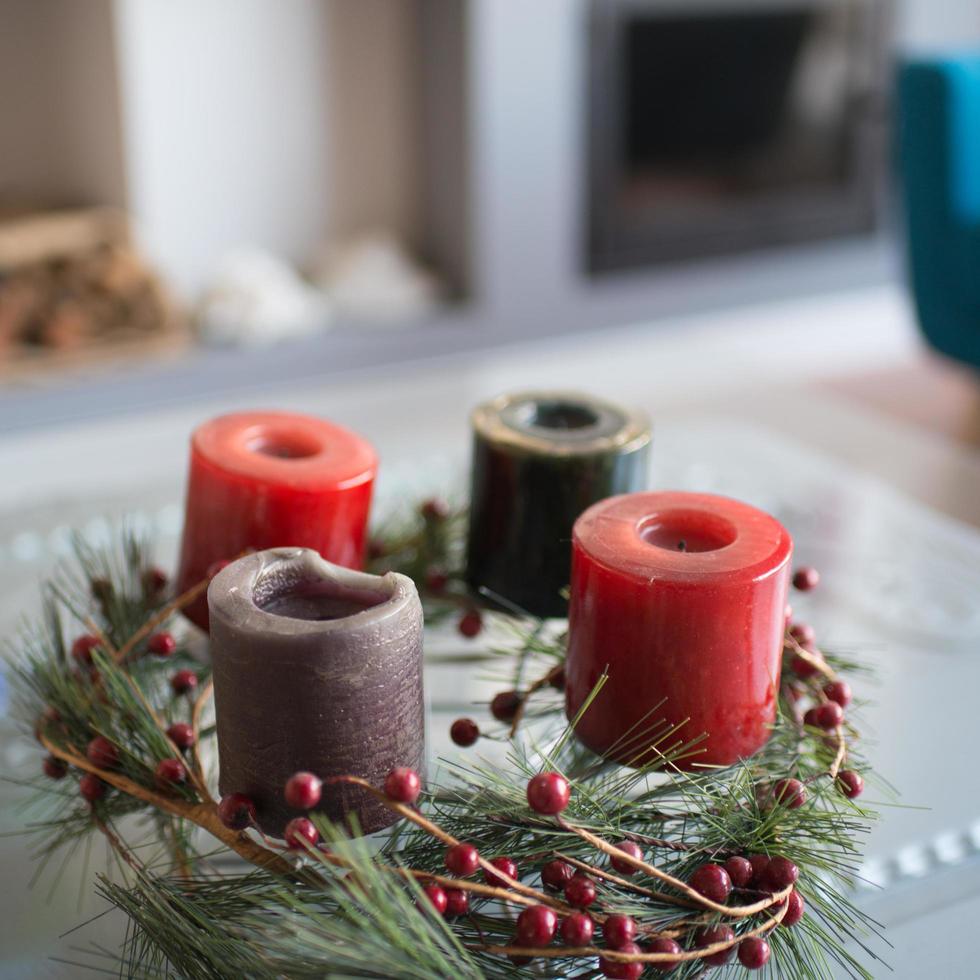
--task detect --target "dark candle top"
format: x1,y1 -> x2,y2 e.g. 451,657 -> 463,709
470,390 -> 650,458
208,548 -> 425,837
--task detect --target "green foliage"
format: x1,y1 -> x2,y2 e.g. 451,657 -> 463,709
5,523 -> 887,979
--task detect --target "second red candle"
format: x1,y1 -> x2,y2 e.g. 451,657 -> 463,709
565,491 -> 792,768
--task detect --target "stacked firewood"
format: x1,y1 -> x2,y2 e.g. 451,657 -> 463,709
0,208 -> 178,362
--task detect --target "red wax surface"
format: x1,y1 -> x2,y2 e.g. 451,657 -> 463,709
176,411 -> 377,630
565,491 -> 792,767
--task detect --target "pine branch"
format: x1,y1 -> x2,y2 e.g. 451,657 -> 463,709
4,521 -> 887,980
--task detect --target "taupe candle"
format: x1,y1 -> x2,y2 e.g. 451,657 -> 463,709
208,548 -> 425,837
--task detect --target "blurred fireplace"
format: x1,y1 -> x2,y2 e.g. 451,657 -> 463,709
587,0 -> 892,272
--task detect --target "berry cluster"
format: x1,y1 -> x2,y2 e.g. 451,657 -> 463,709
782,567 -> 865,801
41,627 -> 198,808
369,497 -> 485,641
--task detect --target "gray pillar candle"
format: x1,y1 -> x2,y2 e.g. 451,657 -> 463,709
208,547 -> 425,838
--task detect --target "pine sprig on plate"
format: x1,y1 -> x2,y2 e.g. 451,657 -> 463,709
4,509 -> 887,979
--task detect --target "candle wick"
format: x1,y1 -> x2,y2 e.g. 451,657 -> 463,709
677,540 -> 687,552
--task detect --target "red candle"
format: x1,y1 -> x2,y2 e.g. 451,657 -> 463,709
565,491 -> 792,768
176,411 -> 377,631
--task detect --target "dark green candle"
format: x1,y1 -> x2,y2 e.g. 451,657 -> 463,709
465,391 -> 651,618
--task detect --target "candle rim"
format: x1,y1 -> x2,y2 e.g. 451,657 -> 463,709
573,490 -> 793,583
208,548 -> 420,637
472,390 -> 650,458
192,411 -> 378,491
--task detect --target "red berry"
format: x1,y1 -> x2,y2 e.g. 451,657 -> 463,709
143,566 -> 168,596
171,669 -> 198,695
284,816 -> 319,850
43,755 -> 67,779
484,856 -> 518,888
694,924 -> 736,966
217,792 -> 256,830
646,937 -> 683,973
39,705 -> 62,727
516,904 -> 558,946
689,863 -> 732,904
782,888 -> 805,926
155,758 -> 188,789
490,690 -> 522,722
771,778 -> 807,809
603,914 -> 637,949
527,772 -> 570,815
71,634 -> 101,666
610,839 -> 644,875
445,842 -> 480,877
738,936 -> 771,969
838,770 -> 865,799
747,853 -> 771,886
824,680 -> 852,708
458,610 -> 483,638
148,632 -> 176,657
763,856 -> 799,891
444,887 -> 469,917
79,772 -> 107,802
788,622 -> 816,647
560,911 -> 594,946
784,682 -> 805,704
91,577 -> 113,604
804,701 -> 844,730
166,722 -> 195,750
421,497 -> 450,521
564,873 -> 596,908
541,859 -> 574,891
285,771 -> 322,810
793,566 -> 820,591
723,855 -> 753,888
207,559 -> 231,579
600,941 -> 645,979
384,767 -> 421,804
450,718 -> 480,747
425,568 -> 449,594
420,882 -> 447,915
86,735 -> 119,769
791,653 -> 824,678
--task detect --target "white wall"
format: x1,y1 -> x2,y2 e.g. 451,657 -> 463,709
112,0 -> 334,296
895,0 -> 980,51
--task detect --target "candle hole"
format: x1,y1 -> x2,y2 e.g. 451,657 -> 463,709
522,400 -> 600,431
245,428 -> 322,459
639,510 -> 738,554
255,572 -> 388,621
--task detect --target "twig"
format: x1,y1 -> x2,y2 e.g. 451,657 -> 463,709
114,577 -> 210,663
190,679 -> 215,802
39,733 -> 298,879
552,851 -> 699,909
324,775 -> 574,916
93,817 -> 142,874
473,898 -> 788,962
508,661 -> 564,738
114,663 -> 211,804
784,636 -> 838,683
557,819 -> 793,918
